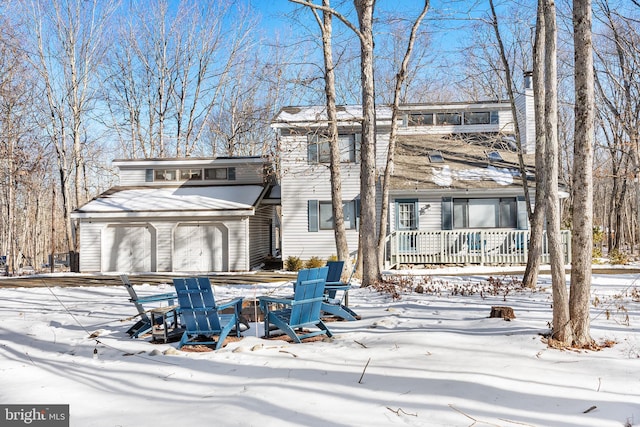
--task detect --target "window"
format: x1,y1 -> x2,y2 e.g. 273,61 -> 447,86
154,169 -> 177,181
204,168 -> 228,180
180,169 -> 203,180
148,167 -> 234,182
451,198 -> 517,229
308,133 -> 360,163
319,201 -> 357,230
408,113 -> 434,126
464,111 -> 491,125
308,199 -> 359,231
486,151 -> 503,162
436,112 -> 462,125
428,150 -> 444,163
463,111 -> 499,125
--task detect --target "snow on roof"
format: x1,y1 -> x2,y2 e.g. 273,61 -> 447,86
391,134 -> 533,191
430,165 -> 516,187
112,156 -> 267,168
272,105 -> 393,126
72,185 -> 266,217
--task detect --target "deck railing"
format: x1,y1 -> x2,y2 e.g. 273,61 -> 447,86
387,229 -> 571,267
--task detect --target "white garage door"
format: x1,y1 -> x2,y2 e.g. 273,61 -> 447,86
102,225 -> 153,272
174,223 -> 228,272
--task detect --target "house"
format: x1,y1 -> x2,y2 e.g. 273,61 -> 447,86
272,85 -> 570,267
71,157 -> 279,273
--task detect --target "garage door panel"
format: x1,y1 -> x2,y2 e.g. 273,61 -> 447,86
174,224 -> 228,272
102,225 -> 153,272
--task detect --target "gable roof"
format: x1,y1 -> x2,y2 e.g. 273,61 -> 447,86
71,184 -> 269,219
391,134 -> 535,192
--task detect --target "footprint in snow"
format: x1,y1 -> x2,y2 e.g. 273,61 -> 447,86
370,317 -> 399,329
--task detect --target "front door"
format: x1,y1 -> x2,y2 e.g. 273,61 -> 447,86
396,199 -> 418,252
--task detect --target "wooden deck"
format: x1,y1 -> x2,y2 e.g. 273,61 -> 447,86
0,271 -> 296,288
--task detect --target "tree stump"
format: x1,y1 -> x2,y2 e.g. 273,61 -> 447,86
490,306 -> 516,320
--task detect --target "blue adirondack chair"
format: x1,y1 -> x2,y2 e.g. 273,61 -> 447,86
121,274 -> 176,338
468,232 -> 483,252
259,271 -> 332,343
292,266 -> 329,291
324,261 -> 345,299
322,261 -> 360,321
173,277 -> 243,350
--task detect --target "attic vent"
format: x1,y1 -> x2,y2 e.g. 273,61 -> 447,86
428,150 -> 444,163
487,150 -> 503,162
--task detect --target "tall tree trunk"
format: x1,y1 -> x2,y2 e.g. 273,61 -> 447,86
6,119 -> 16,275
319,1 -> 351,269
489,0 -> 532,219
544,0 -> 572,344
377,1 -> 429,272
354,0 -> 379,286
523,0 -> 547,288
570,0 -> 595,347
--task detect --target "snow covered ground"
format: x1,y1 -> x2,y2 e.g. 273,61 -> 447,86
0,269 -> 638,427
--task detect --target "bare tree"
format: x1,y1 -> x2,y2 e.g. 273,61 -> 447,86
103,0 -> 255,158
374,14 -> 434,104
543,0 -> 572,344
314,1 -> 351,267
0,14 -> 56,274
377,2 -> 430,271
593,0 -> 640,254
488,0 -> 531,217
27,0 -> 117,256
353,0 -> 379,285
523,0 -> 547,289
569,0 -> 595,347
0,22 -> 31,275
202,50 -> 284,158
289,0 -> 380,284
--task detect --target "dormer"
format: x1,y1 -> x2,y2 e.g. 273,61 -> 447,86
113,156 -> 273,187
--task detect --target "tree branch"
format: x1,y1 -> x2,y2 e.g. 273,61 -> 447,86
289,0 -> 363,41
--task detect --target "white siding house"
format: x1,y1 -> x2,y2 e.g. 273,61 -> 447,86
272,88 -> 569,266
71,157 -> 278,273
273,106 -> 390,261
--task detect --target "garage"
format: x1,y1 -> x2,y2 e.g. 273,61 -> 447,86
72,157 -> 278,273
173,223 -> 228,272
101,224 -> 155,272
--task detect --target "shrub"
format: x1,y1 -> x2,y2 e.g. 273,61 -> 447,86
285,256 -> 303,271
304,256 -> 324,269
593,247 -> 603,258
593,227 -> 604,245
609,249 -> 630,265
